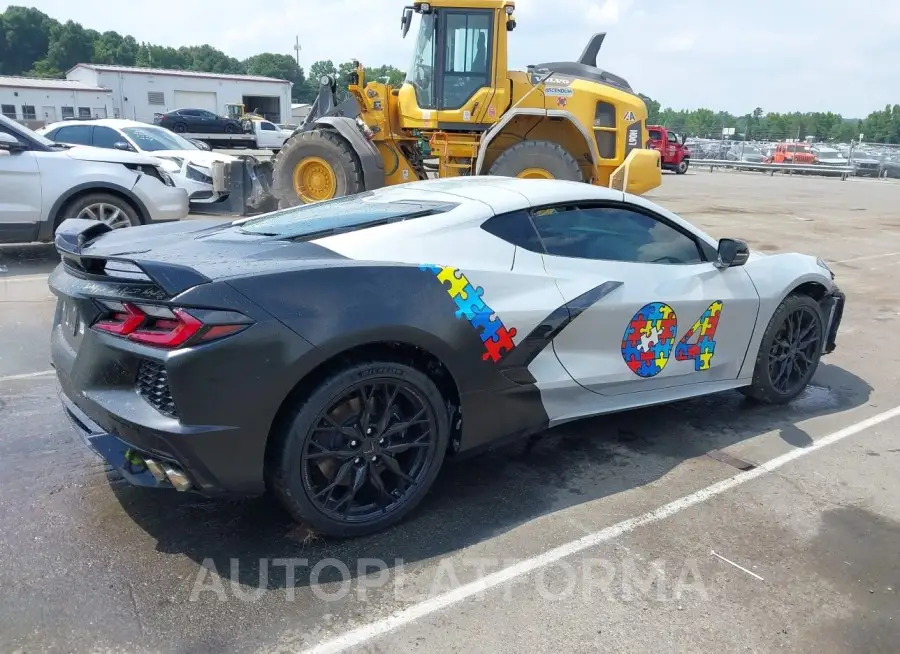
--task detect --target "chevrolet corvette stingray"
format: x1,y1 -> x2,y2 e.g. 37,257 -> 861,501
50,177 -> 844,537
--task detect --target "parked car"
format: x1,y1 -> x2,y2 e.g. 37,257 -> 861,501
51,177 -> 844,538
39,119 -> 240,205
725,144 -> 765,163
153,108 -> 243,134
0,115 -> 187,245
812,146 -> 847,166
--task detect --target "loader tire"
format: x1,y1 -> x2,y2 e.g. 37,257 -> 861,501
487,140 -> 583,181
271,129 -> 363,207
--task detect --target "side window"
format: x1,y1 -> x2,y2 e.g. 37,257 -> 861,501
43,128 -> 59,140
531,205 -> 704,265
441,10 -> 492,109
648,128 -> 662,141
481,210 -> 545,253
260,121 -> 277,131
53,125 -> 93,146
92,126 -> 123,149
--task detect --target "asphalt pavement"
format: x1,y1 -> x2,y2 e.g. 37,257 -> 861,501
1,171 -> 898,653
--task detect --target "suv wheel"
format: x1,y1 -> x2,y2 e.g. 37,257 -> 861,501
62,193 -> 141,231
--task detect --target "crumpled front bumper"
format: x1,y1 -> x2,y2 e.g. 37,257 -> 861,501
820,286 -> 845,355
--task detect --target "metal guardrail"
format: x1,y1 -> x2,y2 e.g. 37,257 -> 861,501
691,159 -> 855,180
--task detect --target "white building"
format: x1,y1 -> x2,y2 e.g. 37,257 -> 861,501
0,76 -> 115,129
67,64 -> 292,124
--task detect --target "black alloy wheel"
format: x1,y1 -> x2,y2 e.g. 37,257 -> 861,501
767,305 -> 821,395
743,293 -> 824,404
270,362 -> 449,537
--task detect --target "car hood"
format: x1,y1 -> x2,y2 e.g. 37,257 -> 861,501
151,150 -> 238,167
817,157 -> 847,165
64,145 -> 164,166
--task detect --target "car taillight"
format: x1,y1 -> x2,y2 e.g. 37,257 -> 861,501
92,300 -> 249,349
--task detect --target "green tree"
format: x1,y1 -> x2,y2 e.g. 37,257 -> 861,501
45,20 -> 96,72
0,6 -> 58,76
245,53 -> 308,102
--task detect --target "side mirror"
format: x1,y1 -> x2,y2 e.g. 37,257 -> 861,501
400,7 -> 413,38
715,238 -> 750,268
0,131 -> 26,152
113,141 -> 133,151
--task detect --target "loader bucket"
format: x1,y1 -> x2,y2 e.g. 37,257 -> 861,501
609,148 -> 662,195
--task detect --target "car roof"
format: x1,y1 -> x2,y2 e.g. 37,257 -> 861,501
42,118 -> 151,131
374,176 -> 625,211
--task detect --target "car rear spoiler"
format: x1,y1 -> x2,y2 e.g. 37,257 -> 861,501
54,218 -> 211,296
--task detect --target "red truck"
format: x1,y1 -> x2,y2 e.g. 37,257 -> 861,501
648,125 -> 691,174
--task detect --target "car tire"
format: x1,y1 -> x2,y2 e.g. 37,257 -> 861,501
224,123 -> 239,134
270,128 -> 363,207
676,159 -> 689,174
269,361 -> 450,538
172,123 -> 187,133
741,293 -> 825,404
59,193 -> 141,231
487,140 -> 583,181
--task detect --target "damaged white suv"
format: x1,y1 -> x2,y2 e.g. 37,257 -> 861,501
0,115 -> 188,244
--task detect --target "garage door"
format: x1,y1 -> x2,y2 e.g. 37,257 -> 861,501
173,90 -> 217,112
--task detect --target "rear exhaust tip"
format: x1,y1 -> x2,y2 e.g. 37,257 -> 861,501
144,458 -> 168,483
162,464 -> 193,492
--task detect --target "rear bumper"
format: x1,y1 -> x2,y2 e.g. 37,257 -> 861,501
61,391 -> 177,490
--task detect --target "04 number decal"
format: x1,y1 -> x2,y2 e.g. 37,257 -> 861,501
621,301 -> 724,378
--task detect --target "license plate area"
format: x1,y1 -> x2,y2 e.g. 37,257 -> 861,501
56,297 -> 87,350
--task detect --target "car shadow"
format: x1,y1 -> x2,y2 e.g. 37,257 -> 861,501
0,243 -> 59,277
112,362 -> 871,591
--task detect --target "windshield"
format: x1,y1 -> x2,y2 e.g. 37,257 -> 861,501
816,148 -> 841,157
405,12 -> 436,108
742,146 -> 762,154
0,114 -> 57,147
122,126 -> 198,152
238,192 -> 458,238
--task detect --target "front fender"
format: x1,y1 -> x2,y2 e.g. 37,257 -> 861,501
314,116 -> 385,191
737,252 -> 837,379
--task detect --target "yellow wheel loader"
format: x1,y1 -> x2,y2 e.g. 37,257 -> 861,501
271,0 -> 661,207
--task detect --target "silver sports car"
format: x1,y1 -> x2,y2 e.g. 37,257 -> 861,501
51,176 -> 844,537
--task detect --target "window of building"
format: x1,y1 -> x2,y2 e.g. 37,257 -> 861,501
21,105 -> 36,120
61,106 -> 75,120
78,107 -> 91,118
1,105 -> 15,119
148,91 -> 165,105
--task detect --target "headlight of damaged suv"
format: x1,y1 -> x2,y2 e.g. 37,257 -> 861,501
186,164 -> 213,184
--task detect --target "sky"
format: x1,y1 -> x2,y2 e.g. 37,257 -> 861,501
5,0 -> 900,118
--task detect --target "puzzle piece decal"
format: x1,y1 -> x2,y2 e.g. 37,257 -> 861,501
675,300 -> 723,371
483,326 -> 518,362
620,302 -> 677,378
420,264 -> 518,363
453,284 -> 486,320
620,300 -> 725,377
437,266 -> 470,298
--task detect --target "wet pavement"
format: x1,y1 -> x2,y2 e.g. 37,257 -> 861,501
1,172 -> 898,653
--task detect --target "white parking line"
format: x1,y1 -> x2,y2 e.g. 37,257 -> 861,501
304,404 -> 900,654
0,369 -> 55,382
830,251 -> 900,264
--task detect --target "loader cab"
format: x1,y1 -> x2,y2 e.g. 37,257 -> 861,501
398,1 -> 514,130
